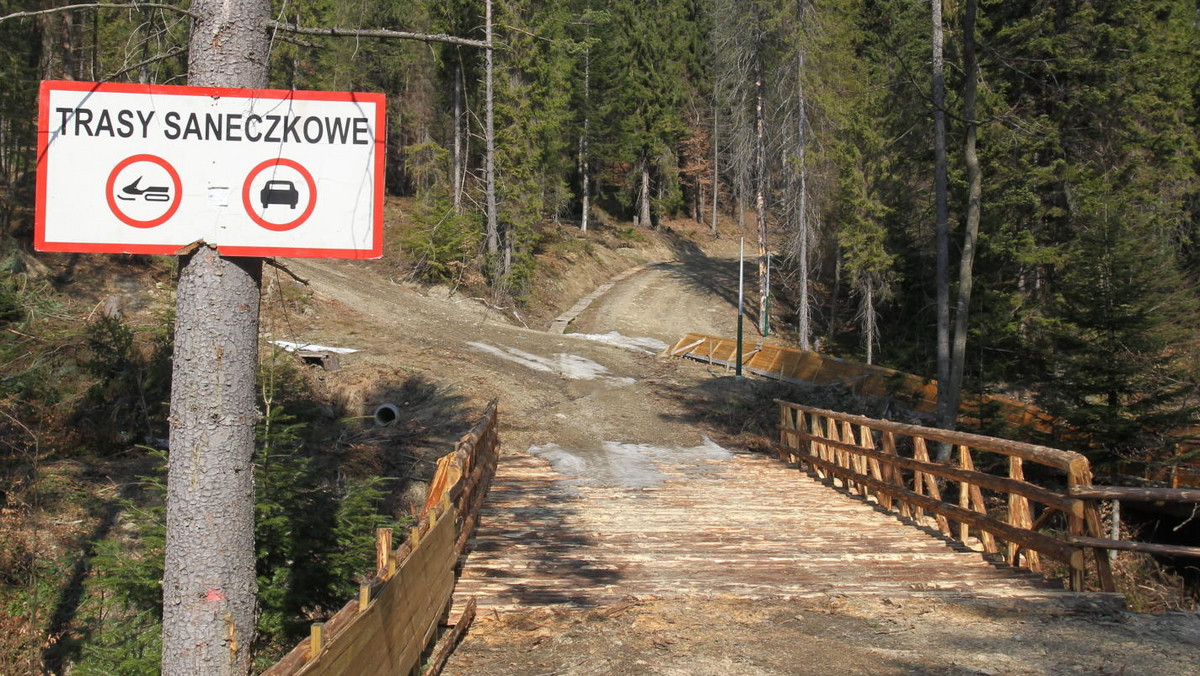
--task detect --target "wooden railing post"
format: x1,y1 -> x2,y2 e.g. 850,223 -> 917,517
881,431 -> 911,519
1007,457 -> 1039,571
309,622 -> 324,660
376,527 -> 393,579
1068,458 -> 1116,592
1064,459 -> 1089,591
912,438 -> 950,535
958,445 -> 997,553
861,424 -> 890,510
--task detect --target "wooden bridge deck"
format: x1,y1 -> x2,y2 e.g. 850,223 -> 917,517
452,447 -> 1072,615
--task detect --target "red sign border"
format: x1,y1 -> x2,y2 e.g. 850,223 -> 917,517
36,80 -> 385,259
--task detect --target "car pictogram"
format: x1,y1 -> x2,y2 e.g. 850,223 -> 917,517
260,180 -> 299,209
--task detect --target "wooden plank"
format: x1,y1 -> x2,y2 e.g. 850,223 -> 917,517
777,401 -> 1084,471
670,339 -> 705,356
298,505 -> 459,676
422,597 -> 477,676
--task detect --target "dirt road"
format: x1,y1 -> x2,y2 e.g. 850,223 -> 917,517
282,252 -> 1199,676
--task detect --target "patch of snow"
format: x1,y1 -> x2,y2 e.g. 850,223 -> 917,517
270,340 -> 359,354
569,331 -> 669,355
527,436 -> 732,488
466,342 -> 635,386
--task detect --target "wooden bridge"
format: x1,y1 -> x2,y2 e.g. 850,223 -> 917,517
265,397 -> 1200,675
451,445 -> 1066,610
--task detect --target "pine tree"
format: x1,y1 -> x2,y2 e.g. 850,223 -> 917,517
593,0 -> 692,228
1033,180 -> 1199,470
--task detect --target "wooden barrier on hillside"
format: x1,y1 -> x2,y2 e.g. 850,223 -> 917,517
776,401 -> 1200,593
668,333 -> 1055,433
262,399 -> 500,676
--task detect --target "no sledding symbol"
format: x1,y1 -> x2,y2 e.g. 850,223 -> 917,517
105,154 -> 182,228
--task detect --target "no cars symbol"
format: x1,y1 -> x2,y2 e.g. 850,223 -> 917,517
242,158 -> 317,232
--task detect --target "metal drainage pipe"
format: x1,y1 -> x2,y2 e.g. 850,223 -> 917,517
373,403 -> 401,426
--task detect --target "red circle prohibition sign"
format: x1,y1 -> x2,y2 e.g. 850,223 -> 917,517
105,154 -> 182,228
242,158 -> 317,232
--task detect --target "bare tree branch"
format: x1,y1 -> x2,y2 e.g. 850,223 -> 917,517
264,20 -> 489,49
104,44 -> 187,81
0,2 -> 199,24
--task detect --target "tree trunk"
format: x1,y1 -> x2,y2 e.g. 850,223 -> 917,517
161,7 -> 268,672
453,61 -> 464,214
579,45 -> 590,233
639,156 -> 652,228
865,280 -> 875,365
827,251 -> 841,347
755,52 -> 769,337
795,41 -> 811,351
945,0 -> 982,449
932,0 -> 953,455
484,0 -> 499,259
710,84 -> 720,236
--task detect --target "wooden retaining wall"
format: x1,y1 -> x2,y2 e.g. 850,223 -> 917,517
262,399 -> 500,676
668,333 -> 1056,433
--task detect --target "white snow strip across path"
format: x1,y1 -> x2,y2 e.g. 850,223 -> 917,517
466,342 -> 635,386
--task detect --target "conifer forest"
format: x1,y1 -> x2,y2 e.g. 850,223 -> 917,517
1,0 -> 1199,671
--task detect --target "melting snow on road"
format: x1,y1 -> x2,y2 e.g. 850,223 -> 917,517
466,342 -> 635,386
528,437 -> 733,488
568,331 -> 668,355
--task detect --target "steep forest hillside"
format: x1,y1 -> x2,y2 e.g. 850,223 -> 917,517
3,0 -> 1198,471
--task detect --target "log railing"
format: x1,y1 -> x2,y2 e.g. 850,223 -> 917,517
777,400 -> 1115,592
262,398 -> 500,676
778,401 -> 1200,594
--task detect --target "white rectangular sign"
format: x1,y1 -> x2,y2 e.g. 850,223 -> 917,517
36,81 -> 385,258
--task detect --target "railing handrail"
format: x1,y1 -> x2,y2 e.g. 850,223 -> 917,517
776,400 -> 1086,472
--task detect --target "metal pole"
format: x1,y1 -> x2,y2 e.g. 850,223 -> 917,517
764,251 -> 771,337
737,237 -> 744,377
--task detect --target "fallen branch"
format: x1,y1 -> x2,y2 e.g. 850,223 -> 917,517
264,20 -> 489,49
265,258 -> 310,286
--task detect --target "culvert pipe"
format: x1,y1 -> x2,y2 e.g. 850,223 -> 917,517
373,403 -> 401,427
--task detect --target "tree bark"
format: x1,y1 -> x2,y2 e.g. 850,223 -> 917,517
484,0 -> 499,258
795,40 -> 811,351
579,45 -> 590,233
710,81 -> 720,236
946,0 -> 982,451
932,0 -> 953,454
755,50 -> 769,337
161,3 -> 269,674
453,61 -> 464,214
639,155 -> 652,228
